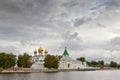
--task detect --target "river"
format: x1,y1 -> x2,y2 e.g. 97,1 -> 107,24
0,70 -> 119,80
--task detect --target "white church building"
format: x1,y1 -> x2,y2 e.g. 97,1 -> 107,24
31,47 -> 87,69
59,47 -> 87,69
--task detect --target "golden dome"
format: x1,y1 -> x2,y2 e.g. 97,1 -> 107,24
38,47 -> 43,53
44,50 -> 48,54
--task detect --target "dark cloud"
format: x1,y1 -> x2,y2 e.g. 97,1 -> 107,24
62,1 -> 81,8
73,18 -> 85,27
0,23 -> 53,42
0,0 -> 53,13
0,0 -> 62,41
0,0 -> 22,13
0,0 -> 120,61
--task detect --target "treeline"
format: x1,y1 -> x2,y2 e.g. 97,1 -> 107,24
0,52 -> 32,69
77,57 -> 120,68
87,60 -> 120,68
109,61 -> 120,68
87,61 -> 104,68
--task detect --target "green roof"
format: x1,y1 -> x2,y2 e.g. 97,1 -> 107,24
63,47 -> 69,56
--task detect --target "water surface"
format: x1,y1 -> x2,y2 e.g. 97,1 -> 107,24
0,70 -> 119,80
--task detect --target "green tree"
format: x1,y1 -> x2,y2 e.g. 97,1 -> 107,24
98,60 -> 104,68
87,61 -> 99,67
77,57 -> 86,64
5,53 -> 16,68
0,52 -> 16,69
91,61 -> 99,66
56,55 -> 62,61
44,55 -> 59,69
17,55 -> 23,67
0,53 -> 6,68
110,61 -> 118,68
17,53 -> 32,68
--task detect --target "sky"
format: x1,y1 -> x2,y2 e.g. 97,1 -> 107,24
0,0 -> 120,62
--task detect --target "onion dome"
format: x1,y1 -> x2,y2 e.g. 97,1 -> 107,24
34,49 -> 37,55
44,50 -> 48,54
38,47 -> 43,54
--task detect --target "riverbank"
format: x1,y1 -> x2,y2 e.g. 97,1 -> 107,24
0,67 -> 100,73
0,67 -> 119,73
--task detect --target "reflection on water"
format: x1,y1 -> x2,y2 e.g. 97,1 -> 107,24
0,70 -> 120,80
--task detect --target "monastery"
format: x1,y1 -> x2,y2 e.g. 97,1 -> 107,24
31,47 -> 87,69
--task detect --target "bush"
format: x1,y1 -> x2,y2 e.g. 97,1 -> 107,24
0,67 -> 3,72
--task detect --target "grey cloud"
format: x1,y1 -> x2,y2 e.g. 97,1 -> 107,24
96,23 -> 106,28
73,18 -> 85,27
110,37 -> 120,45
62,0 -> 81,8
107,0 -> 120,8
73,16 -> 93,27
0,0 -> 62,41
20,40 -> 40,47
90,0 -> 120,11
91,37 -> 120,51
62,31 -> 80,40
0,45 -> 20,54
60,41 -> 83,51
0,24 -> 49,41
0,0 -> 120,62
90,0 -> 110,10
82,37 -> 120,51
0,0 -> 53,13
0,0 -> 22,13
60,31 -> 83,50
61,0 -> 94,9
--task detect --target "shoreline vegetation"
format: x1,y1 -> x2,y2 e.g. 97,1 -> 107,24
0,67 -> 120,73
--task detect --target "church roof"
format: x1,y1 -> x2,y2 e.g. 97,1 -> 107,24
63,47 -> 69,56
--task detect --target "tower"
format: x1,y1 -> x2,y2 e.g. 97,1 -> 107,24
63,47 -> 69,56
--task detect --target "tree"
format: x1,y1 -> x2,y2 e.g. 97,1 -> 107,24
17,55 -> 23,67
44,55 -> 59,69
110,61 -> 118,68
56,55 -> 62,61
87,61 -> 99,67
0,53 -> 6,68
98,60 -> 104,68
86,61 -> 91,66
17,53 -> 32,68
77,57 -> 86,64
5,53 -> 16,68
0,52 -> 16,69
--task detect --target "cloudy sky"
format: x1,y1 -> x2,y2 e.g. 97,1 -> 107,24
0,0 -> 120,62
